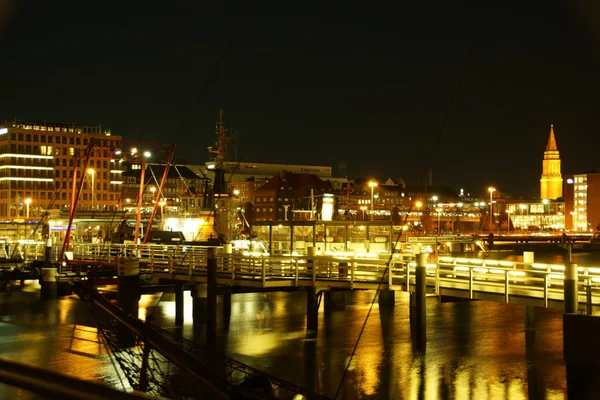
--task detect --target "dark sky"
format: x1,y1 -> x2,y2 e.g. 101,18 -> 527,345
1,0 -> 599,198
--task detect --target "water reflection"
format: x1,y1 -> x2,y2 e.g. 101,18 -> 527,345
4,253 -> 600,398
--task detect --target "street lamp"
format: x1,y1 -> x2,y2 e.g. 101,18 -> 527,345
87,168 -> 95,210
134,150 -> 151,244
488,187 -> 496,231
542,199 -> 549,230
506,209 -> 513,233
24,198 -> 31,219
360,205 -> 368,220
368,180 -> 378,221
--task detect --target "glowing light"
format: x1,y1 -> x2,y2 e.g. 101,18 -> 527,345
0,177 -> 53,182
0,153 -> 53,159
0,165 -> 53,170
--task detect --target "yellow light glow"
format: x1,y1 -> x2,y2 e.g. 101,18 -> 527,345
0,153 -> 53,159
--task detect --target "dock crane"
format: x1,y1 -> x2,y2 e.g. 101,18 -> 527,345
58,139 -> 96,264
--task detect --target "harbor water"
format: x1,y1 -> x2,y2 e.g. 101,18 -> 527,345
1,251 -> 600,399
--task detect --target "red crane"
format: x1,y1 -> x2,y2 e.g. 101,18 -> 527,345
59,139 -> 96,264
142,144 -> 176,244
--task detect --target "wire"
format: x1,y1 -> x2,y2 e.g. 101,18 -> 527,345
333,3 -> 495,399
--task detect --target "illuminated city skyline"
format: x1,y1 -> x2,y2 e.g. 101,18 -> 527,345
0,2 -> 599,197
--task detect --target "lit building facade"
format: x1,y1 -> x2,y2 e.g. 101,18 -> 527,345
0,120 -> 122,220
540,125 -> 563,200
564,172 -> 600,232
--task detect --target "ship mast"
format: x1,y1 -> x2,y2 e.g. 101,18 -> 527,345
207,109 -> 234,242
209,109 -> 231,196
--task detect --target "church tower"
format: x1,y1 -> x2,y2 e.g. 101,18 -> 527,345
540,125 -> 563,199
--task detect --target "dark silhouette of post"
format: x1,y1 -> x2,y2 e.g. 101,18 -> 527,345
306,287 -> 318,330
564,261 -> 578,314
415,253 -> 427,348
175,283 -> 184,328
207,247 -> 217,344
117,256 -> 140,347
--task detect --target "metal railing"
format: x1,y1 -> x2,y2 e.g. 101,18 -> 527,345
53,243 -> 600,311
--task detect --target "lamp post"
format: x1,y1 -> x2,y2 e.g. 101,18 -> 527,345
134,150 -> 151,245
519,204 -> 526,230
506,209 -> 513,233
436,207 -> 442,234
24,198 -> 31,219
488,187 -> 496,232
360,205 -> 367,220
542,199 -> 549,230
368,181 -> 378,221
87,168 -> 95,210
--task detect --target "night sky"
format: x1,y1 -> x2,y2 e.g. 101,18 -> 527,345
1,0 -> 599,198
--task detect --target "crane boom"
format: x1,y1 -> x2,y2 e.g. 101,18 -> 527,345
59,139 -> 95,263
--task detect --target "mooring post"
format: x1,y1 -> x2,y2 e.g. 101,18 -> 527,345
415,252 -> 427,346
306,287 -> 318,331
117,256 -> 140,318
222,292 -> 231,329
117,256 -> 140,347
207,247 -> 217,344
174,283 -> 184,327
191,284 -> 207,326
40,267 -> 57,300
564,262 -> 578,314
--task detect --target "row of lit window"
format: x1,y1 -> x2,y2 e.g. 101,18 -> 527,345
6,132 -> 118,148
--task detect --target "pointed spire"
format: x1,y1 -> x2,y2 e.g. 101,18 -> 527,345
546,124 -> 558,151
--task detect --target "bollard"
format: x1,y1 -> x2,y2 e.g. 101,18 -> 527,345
564,262 -> 578,314
40,268 -> 58,299
207,247 -> 217,344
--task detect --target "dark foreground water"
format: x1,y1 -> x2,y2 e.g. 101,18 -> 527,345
1,251 -> 600,399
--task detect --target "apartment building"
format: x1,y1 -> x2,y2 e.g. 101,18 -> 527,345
0,120 -> 122,220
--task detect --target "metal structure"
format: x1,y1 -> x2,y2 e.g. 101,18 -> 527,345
72,282 -> 330,400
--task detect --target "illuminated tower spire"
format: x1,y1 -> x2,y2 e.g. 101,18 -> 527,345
540,124 -> 563,200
